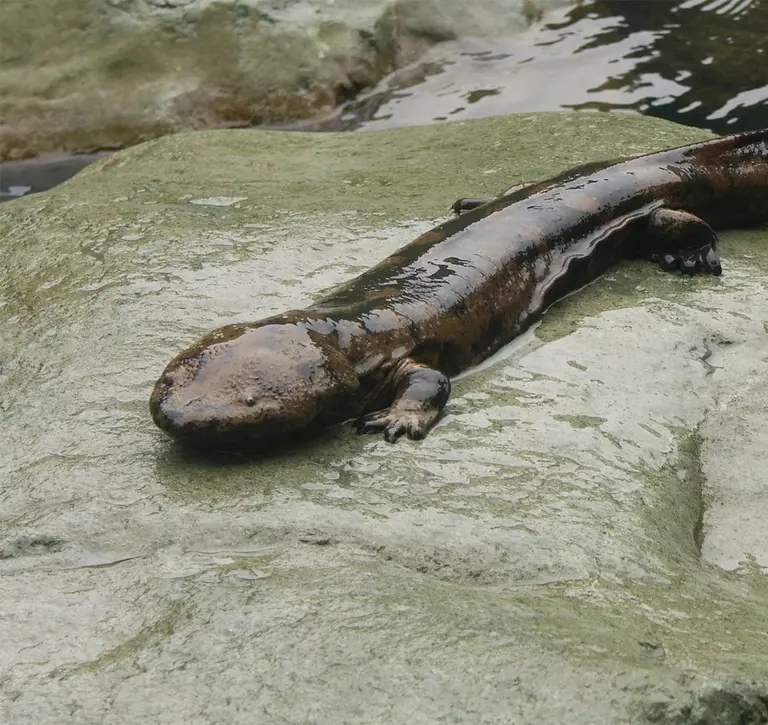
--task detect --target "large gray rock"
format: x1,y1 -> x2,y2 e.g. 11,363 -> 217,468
0,0 -> 566,160
1,112 -> 768,723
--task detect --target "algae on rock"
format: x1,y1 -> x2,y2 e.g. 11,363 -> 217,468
1,112 -> 768,724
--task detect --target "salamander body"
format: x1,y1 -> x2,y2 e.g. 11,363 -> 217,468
150,129 -> 768,448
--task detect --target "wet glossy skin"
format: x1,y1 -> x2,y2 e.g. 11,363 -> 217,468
150,129 -> 768,449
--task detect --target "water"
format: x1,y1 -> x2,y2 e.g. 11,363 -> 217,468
330,0 -> 768,134
0,152 -> 111,203
2,0 -> 766,200
563,0 -> 768,132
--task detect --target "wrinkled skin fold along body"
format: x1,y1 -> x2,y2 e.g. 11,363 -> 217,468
150,129 -> 768,449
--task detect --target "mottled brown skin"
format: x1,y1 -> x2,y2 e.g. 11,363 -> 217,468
150,129 -> 768,449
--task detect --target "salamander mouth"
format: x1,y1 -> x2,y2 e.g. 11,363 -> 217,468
153,411 -> 296,451
149,388 -> 306,451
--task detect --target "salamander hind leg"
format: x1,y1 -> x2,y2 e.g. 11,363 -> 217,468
356,360 -> 451,443
645,207 -> 722,276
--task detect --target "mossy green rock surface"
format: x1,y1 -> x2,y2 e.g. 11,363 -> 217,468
2,112 -> 768,723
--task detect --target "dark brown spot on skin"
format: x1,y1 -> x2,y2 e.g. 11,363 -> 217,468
363,286 -> 401,301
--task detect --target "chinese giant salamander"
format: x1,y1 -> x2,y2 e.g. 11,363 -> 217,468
150,129 -> 768,449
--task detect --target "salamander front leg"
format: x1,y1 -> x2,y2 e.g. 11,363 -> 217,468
356,360 -> 451,443
646,208 -> 722,276
451,181 -> 538,214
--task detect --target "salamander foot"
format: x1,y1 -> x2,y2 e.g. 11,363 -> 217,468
357,405 -> 440,442
647,207 -> 722,276
451,198 -> 493,214
451,181 -> 538,214
355,362 -> 450,443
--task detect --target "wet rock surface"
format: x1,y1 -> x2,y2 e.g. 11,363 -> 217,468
0,0 -> 565,160
1,112 -> 768,723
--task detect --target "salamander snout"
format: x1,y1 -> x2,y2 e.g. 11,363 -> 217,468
150,321 -> 360,449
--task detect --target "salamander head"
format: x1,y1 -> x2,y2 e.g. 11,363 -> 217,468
150,322 -> 361,448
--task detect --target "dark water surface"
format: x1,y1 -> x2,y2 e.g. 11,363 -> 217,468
2,0 -> 766,200
331,0 -> 768,134
562,0 -> 768,133
0,152 -> 112,203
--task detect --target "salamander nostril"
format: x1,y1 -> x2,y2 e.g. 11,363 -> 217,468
244,394 -> 256,407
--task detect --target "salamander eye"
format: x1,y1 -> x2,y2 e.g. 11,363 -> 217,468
244,394 -> 256,407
